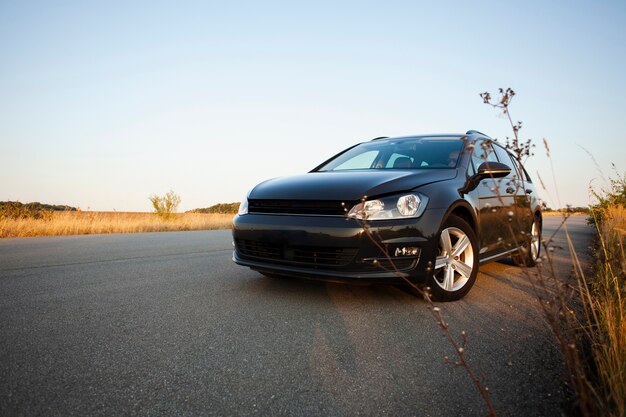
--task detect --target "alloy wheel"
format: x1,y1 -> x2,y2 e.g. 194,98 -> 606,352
530,219 -> 540,261
433,227 -> 475,292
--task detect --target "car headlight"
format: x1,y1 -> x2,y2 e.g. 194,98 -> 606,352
348,193 -> 428,220
237,193 -> 250,215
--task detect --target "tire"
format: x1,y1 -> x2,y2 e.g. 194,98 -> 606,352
427,215 -> 479,301
511,215 -> 541,267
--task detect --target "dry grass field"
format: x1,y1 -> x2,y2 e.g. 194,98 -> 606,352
543,211 -> 589,217
0,211 -> 233,238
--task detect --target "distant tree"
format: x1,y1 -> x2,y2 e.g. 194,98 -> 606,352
0,201 -> 75,220
187,202 -> 240,214
148,190 -> 181,220
0,201 -> 77,212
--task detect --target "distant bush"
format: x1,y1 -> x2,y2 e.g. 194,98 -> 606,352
593,169 -> 626,210
148,190 -> 181,220
590,169 -> 626,225
542,205 -> 590,214
187,202 -> 240,214
567,206 -> 591,214
0,201 -> 76,221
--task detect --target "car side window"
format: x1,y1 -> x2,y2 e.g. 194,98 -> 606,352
471,141 -> 498,173
493,144 -> 517,179
493,144 -> 533,183
507,153 -> 522,179
519,162 -> 532,182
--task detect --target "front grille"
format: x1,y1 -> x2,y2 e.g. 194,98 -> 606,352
236,239 -> 282,260
248,199 -> 351,216
235,239 -> 358,267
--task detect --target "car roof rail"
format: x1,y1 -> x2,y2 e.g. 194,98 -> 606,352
465,130 -> 491,137
371,136 -> 389,141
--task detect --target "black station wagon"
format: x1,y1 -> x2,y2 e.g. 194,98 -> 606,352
232,131 -> 542,300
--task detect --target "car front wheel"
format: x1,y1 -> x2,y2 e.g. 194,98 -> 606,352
427,215 -> 479,301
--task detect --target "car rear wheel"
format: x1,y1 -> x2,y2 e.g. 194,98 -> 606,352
512,215 -> 541,267
428,215 -> 479,301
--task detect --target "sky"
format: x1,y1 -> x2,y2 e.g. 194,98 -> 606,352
1,1 -> 625,212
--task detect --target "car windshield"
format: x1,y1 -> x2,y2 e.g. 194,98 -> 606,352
315,137 -> 464,171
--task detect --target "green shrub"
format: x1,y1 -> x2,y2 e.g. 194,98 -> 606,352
148,190 -> 181,220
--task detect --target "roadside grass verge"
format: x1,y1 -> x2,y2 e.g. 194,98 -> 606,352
589,204 -> 626,416
0,211 -> 233,238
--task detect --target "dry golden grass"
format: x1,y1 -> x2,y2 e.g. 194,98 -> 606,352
543,211 -> 589,217
592,204 -> 626,416
0,211 -> 233,238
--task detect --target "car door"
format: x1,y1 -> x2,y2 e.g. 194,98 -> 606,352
470,140 -> 516,257
495,146 -> 533,244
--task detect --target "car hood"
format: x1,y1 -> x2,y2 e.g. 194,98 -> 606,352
249,169 -> 457,201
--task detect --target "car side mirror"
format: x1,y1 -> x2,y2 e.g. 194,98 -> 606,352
476,161 -> 511,179
460,161 -> 512,194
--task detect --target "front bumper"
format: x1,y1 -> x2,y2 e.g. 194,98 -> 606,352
232,209 -> 446,283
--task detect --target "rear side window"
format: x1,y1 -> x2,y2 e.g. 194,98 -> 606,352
493,143 -> 532,182
520,160 -> 532,182
507,153 -> 522,179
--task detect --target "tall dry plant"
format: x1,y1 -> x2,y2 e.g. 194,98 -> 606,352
345,203 -> 497,415
348,88 -> 622,416
149,190 -> 181,220
479,88 -> 598,415
482,88 -> 626,416
589,184 -> 626,416
342,90 -> 539,416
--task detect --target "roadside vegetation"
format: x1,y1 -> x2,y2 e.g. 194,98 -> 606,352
0,191 -> 238,238
148,190 -> 181,220
0,201 -> 77,220
187,202 -> 240,214
0,211 -> 233,238
543,206 -> 590,216
478,89 -> 624,416
0,192 -> 234,238
587,174 -> 626,416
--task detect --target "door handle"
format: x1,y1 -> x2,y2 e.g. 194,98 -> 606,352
505,187 -> 515,194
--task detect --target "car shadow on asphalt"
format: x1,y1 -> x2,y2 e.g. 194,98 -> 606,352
234,271 -> 427,307
479,260 -> 538,295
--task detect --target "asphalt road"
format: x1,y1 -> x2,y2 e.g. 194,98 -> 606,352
0,216 -> 593,417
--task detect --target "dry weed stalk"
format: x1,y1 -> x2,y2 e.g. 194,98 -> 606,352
345,201 -> 497,416
345,87 -> 611,416
481,88 -> 614,416
588,194 -> 626,416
